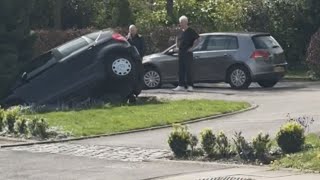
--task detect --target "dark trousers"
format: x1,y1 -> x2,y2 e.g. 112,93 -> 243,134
178,51 -> 194,87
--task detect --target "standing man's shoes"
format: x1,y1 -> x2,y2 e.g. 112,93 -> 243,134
173,86 -> 185,91
187,86 -> 194,92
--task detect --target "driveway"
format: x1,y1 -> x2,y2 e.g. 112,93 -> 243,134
1,81 -> 320,180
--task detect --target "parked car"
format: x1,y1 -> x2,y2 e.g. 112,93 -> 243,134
142,32 -> 287,89
1,29 -> 143,107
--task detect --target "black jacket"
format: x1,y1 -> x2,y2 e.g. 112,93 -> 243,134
127,34 -> 145,57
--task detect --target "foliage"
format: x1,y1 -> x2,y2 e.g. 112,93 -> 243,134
0,0 -> 35,98
252,132 -> 271,162
276,122 -> 306,154
306,27 -> 320,80
14,117 -> 28,135
0,108 -> 4,131
286,114 -> 315,132
3,107 -> 21,133
27,117 -> 49,139
233,131 -> 254,161
215,131 -> 231,158
200,128 -> 216,157
168,124 -> 191,157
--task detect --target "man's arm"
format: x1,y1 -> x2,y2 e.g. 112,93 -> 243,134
189,38 -> 200,51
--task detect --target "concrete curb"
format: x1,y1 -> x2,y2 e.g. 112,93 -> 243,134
0,104 -> 258,148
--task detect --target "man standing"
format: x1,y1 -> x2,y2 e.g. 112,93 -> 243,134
127,25 -> 145,58
173,16 -> 200,92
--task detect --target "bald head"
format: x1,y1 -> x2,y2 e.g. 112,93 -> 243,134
129,25 -> 138,37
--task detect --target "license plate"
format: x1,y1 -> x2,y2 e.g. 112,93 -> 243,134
274,66 -> 285,72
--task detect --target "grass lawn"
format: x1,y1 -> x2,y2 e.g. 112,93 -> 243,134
273,134 -> 320,171
26,100 -> 249,137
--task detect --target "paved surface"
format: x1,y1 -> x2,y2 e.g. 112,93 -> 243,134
1,81 -> 320,180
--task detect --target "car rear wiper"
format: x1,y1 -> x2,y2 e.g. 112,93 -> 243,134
272,45 -> 280,48
95,31 -> 102,43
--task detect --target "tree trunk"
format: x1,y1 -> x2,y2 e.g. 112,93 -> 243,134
53,0 -> 62,29
166,0 -> 174,22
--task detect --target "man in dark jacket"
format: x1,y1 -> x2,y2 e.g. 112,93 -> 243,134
173,16 -> 200,92
127,25 -> 145,58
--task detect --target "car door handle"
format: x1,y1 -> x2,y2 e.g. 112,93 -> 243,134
194,56 -> 200,59
224,54 -> 231,57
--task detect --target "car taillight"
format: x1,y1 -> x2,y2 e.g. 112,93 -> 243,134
250,50 -> 270,60
112,33 -> 127,42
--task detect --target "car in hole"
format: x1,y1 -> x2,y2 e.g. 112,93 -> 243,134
1,29 -> 143,107
142,32 -> 287,89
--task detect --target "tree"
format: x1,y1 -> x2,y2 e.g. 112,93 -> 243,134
0,0 -> 35,98
166,0 -> 174,23
106,0 -> 134,27
53,0 -> 63,29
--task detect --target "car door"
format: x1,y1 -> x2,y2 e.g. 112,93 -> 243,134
193,35 -> 239,81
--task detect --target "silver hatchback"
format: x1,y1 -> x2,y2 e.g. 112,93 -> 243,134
142,32 -> 287,89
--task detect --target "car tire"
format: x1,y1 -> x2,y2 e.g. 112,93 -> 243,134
104,54 -> 137,102
228,65 -> 252,89
143,67 -> 162,89
258,80 -> 278,88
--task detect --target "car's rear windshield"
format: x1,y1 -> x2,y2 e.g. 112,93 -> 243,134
252,35 -> 280,49
57,37 -> 90,57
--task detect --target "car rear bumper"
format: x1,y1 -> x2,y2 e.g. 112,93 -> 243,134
250,63 -> 287,81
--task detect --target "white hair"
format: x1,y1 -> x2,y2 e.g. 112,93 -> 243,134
179,16 -> 188,23
129,24 -> 137,30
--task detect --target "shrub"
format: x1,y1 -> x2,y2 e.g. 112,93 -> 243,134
200,129 -> 216,157
0,108 -> 4,131
3,107 -> 21,133
252,132 -> 271,161
168,124 -> 191,157
14,118 -> 28,135
215,131 -> 231,158
276,122 -> 305,154
27,117 -> 49,139
306,28 -> 320,80
233,132 -> 254,161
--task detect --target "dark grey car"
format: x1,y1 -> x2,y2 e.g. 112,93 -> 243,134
142,32 -> 287,89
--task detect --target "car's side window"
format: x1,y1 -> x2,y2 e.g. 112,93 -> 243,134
204,36 -> 239,51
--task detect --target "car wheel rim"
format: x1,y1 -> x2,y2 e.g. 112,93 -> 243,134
112,58 -> 132,76
231,69 -> 246,87
144,70 -> 160,88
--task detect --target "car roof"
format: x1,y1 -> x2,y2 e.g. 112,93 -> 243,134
200,32 -> 270,37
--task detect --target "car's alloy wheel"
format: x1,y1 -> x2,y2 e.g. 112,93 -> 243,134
228,66 -> 251,89
112,58 -> 132,76
144,69 -> 161,89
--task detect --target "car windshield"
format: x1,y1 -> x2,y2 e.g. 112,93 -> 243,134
253,35 -> 280,49
56,37 -> 92,57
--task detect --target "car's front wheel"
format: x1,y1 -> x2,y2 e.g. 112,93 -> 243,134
258,80 -> 278,88
104,54 -> 137,102
143,67 -> 161,89
228,66 -> 252,89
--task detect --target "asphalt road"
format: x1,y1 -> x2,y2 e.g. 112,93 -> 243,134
1,81 -> 320,180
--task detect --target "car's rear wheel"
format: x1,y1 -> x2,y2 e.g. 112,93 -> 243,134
104,54 -> 137,102
258,80 -> 278,88
228,65 -> 251,89
143,67 -> 161,89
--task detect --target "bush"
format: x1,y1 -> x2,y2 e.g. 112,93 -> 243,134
3,107 -> 21,133
215,131 -> 231,158
168,124 -> 191,157
14,118 -> 28,135
306,28 -> 320,80
200,129 -> 216,157
0,108 -> 4,131
233,132 -> 254,161
252,132 -> 271,161
27,117 -> 49,139
276,122 -> 305,154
